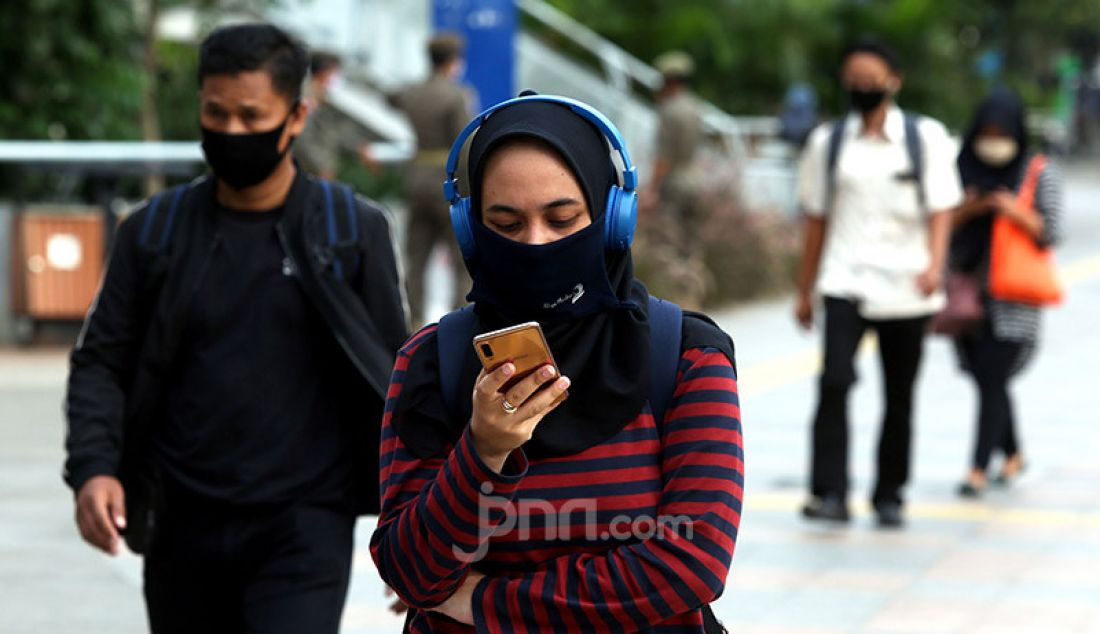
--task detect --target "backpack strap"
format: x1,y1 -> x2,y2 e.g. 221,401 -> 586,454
644,295 -> 726,632
319,180 -> 362,282
824,117 -> 847,216
902,111 -> 928,218
137,183 -> 188,252
437,305 -> 479,417
646,295 -> 683,427
825,113 -> 928,219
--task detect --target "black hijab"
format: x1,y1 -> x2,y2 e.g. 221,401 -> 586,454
391,98 -> 653,460
957,87 -> 1029,192
951,87 -> 1029,272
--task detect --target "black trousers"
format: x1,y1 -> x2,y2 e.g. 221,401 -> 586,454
810,297 -> 929,507
144,492 -> 355,634
959,326 -> 1024,471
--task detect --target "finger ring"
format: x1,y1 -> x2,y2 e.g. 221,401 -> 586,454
501,399 -> 518,414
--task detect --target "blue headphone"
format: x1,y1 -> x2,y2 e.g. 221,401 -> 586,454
443,94 -> 639,260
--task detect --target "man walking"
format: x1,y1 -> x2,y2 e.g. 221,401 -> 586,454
296,51 -> 346,180
296,51 -> 376,180
391,32 -> 474,327
64,23 -> 407,633
795,38 -> 961,527
644,50 -> 709,309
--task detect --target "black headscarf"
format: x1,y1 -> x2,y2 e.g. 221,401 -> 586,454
951,87 -> 1029,272
957,87 -> 1029,192
391,98 -> 653,460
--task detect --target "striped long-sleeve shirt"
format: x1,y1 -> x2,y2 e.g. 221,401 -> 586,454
371,326 -> 744,633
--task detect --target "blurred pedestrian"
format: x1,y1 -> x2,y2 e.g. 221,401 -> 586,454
296,51 -> 376,180
371,93 -> 742,633
795,37 -> 961,527
63,23 -> 408,633
390,32 -> 475,327
779,82 -> 820,150
949,88 -> 1062,497
296,52 -> 343,179
641,50 -> 709,309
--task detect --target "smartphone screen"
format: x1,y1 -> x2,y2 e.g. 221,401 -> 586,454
472,322 -> 558,393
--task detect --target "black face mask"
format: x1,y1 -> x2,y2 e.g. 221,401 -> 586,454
465,216 -> 627,324
201,114 -> 295,190
849,88 -> 887,114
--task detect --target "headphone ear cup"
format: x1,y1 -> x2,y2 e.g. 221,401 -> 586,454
449,197 -> 476,260
603,185 -> 637,251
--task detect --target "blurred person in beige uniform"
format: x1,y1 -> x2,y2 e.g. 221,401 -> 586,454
296,52 -> 375,180
795,38 -> 961,528
642,51 -> 709,309
391,33 -> 475,327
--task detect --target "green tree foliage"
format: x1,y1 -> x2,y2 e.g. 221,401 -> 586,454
156,39 -> 203,141
0,1 -> 145,140
545,0 -> 1100,130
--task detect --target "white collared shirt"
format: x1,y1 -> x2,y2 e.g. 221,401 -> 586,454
797,105 -> 962,319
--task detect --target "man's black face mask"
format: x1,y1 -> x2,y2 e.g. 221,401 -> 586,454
201,107 -> 296,190
848,88 -> 888,114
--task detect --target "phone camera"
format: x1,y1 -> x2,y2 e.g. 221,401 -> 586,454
480,343 -> 494,358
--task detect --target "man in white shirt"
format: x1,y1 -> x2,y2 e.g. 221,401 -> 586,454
795,38 -> 961,527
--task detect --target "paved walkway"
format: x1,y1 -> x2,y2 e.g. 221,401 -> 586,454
2,162 -> 1098,633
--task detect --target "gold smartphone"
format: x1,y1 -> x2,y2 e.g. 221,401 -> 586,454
472,322 -> 559,393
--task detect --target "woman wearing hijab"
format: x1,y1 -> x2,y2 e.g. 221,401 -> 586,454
370,94 -> 742,632
950,88 -> 1062,497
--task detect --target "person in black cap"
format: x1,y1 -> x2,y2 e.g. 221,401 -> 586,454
370,94 -> 743,633
64,23 -> 407,633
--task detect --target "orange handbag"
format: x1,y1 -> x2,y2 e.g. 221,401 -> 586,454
988,155 -> 1064,306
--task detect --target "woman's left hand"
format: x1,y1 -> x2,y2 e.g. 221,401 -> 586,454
430,571 -> 485,625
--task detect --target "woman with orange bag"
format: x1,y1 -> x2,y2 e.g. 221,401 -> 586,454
949,88 -> 1063,497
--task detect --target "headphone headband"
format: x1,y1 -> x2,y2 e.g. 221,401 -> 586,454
444,94 -> 640,257
443,94 -> 637,203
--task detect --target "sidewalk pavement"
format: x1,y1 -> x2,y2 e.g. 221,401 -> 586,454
2,162 -> 1098,633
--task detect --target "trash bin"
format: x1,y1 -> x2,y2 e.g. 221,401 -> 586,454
12,207 -> 105,324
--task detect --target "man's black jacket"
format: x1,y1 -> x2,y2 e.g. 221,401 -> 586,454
63,170 -> 409,538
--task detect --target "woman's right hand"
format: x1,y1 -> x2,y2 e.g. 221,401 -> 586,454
795,292 -> 814,331
470,362 -> 571,473
952,188 -> 993,228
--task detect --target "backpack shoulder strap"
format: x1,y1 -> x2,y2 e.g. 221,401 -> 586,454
646,296 -> 720,633
318,179 -> 362,282
137,182 -> 189,252
903,112 -> 928,217
824,117 -> 847,216
647,295 -> 684,427
437,305 -> 478,417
